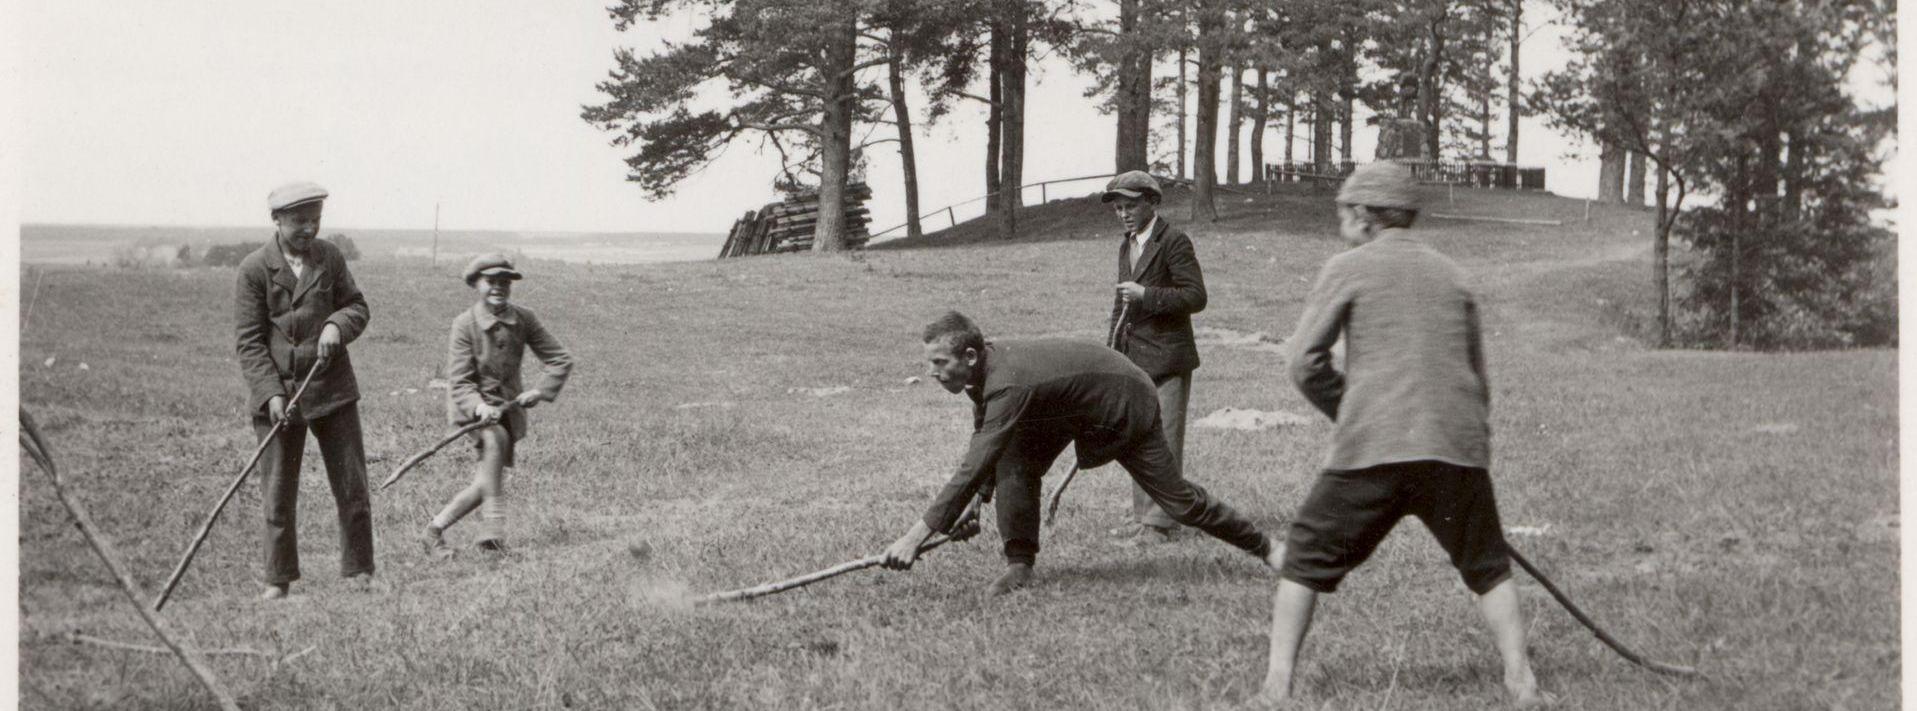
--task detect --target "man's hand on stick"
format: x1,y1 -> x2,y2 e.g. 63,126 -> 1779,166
881,521 -> 935,570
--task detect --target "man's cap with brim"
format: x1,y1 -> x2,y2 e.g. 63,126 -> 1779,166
1101,170 -> 1163,202
268,181 -> 329,213
463,253 -> 524,285
1336,161 -> 1421,210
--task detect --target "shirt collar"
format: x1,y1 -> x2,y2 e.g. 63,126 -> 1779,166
1130,216 -> 1158,243
472,301 -> 518,329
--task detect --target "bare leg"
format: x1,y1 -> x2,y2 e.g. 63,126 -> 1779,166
1476,578 -> 1541,706
1258,579 -> 1318,703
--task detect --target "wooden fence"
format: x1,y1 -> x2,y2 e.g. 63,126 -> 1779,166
1266,160 -> 1546,190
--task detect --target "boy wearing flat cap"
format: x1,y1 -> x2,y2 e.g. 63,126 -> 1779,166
1100,170 -> 1207,546
1259,161 -> 1541,705
235,181 -> 375,600
422,253 -> 574,556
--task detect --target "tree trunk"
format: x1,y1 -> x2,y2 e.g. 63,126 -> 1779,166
1313,89 -> 1334,175
886,35 -> 923,241
1505,0 -> 1521,164
1783,128 -> 1804,217
1420,18 -> 1446,160
985,25 -> 1005,212
1177,47 -> 1189,181
1340,91 -> 1354,164
998,4 -> 1027,239
1598,140 -> 1624,203
1626,150 -> 1646,206
1226,65 -> 1243,184
1250,67 -> 1269,182
813,17 -> 857,252
1654,163 -> 1670,346
1192,34 -> 1221,221
1283,86 -> 1295,168
1114,0 -> 1152,172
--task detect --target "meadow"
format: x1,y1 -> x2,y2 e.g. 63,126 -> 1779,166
16,183 -> 1898,709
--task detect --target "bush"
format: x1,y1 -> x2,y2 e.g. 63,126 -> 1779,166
203,242 -> 264,268
326,233 -> 361,260
110,242 -> 186,269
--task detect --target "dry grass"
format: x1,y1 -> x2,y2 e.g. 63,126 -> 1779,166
17,183 -> 1897,709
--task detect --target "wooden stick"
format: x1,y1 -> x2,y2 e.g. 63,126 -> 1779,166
379,402 -> 519,491
693,497 -> 983,606
1043,299 -> 1132,527
19,410 -> 244,711
153,362 -> 320,611
66,632 -> 275,658
1506,542 -> 1702,677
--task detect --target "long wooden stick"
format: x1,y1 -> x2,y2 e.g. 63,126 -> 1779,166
379,402 -> 519,491
693,497 -> 983,606
153,363 -> 320,611
1506,542 -> 1701,677
19,409 -> 244,711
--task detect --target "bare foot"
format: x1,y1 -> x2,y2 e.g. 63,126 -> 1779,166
1506,667 -> 1544,707
987,563 -> 1033,596
259,583 -> 289,601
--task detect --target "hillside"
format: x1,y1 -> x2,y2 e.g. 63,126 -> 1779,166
16,184 -> 1897,709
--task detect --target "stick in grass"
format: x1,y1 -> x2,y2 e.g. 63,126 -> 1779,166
19,409 -> 243,711
1507,542 -> 1702,678
153,362 -> 321,611
693,496 -> 983,606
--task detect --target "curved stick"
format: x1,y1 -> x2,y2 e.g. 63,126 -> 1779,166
20,410 -> 243,711
379,402 -> 519,491
153,363 -> 320,611
694,497 -> 983,606
1506,542 -> 1701,677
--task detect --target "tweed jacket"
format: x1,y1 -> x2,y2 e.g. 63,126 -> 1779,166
445,302 -> 574,441
922,339 -> 1162,533
1108,217 -> 1207,379
1286,228 -> 1491,471
234,237 -> 369,419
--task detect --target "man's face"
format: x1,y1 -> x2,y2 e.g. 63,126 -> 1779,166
474,274 -> 514,310
273,203 -> 324,255
922,338 -> 978,394
1110,195 -> 1157,235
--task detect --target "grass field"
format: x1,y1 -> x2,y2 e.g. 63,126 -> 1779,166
17,183 -> 1898,709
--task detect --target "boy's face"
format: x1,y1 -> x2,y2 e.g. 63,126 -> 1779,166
1110,195 -> 1157,235
922,338 -> 978,394
273,203 -> 324,256
474,274 -> 515,309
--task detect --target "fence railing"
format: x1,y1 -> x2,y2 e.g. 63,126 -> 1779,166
1265,159 -> 1546,191
869,173 -> 1120,240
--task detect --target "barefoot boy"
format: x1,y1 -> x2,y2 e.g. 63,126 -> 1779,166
1260,161 -> 1540,705
423,254 -> 574,555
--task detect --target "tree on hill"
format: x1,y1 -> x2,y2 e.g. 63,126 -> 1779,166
583,0 -> 886,252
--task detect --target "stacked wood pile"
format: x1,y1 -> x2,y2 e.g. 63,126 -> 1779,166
718,183 -> 872,258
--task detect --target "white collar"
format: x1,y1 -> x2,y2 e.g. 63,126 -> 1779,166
1131,216 -> 1158,242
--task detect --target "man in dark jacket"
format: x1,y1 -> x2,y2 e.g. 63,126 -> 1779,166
1102,171 -> 1206,545
881,312 -> 1278,595
235,181 -> 375,600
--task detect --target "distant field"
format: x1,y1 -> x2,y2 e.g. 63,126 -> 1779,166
16,184 -> 1897,709
21,223 -> 728,266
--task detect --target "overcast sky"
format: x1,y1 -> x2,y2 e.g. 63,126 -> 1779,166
7,1 -> 1898,235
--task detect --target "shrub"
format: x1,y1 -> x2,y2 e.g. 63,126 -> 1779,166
203,242 -> 264,268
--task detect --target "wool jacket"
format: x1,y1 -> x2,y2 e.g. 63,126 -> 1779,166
922,339 -> 1161,533
234,237 -> 369,419
1286,228 -> 1491,471
1108,218 -> 1207,379
445,302 -> 574,441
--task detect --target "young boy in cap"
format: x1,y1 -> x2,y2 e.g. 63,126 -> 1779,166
1259,161 -> 1541,705
235,181 -> 375,600
1099,170 -> 1208,546
422,253 -> 575,556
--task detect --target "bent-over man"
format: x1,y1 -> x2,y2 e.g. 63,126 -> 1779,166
881,312 -> 1279,595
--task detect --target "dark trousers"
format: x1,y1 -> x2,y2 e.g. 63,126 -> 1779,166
255,403 -> 375,585
996,422 -> 1269,565
1130,372 -> 1189,529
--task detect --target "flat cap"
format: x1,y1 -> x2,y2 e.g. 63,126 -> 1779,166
1101,170 -> 1162,202
1336,161 -> 1420,210
463,252 -> 524,286
267,181 -> 329,213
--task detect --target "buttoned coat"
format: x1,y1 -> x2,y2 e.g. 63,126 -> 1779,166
1108,218 -> 1207,379
234,237 -> 369,419
444,302 -> 574,442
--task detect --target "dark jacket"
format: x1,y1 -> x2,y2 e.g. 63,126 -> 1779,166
234,237 -> 369,419
445,302 -> 575,441
1108,217 -> 1206,379
922,339 -> 1161,532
